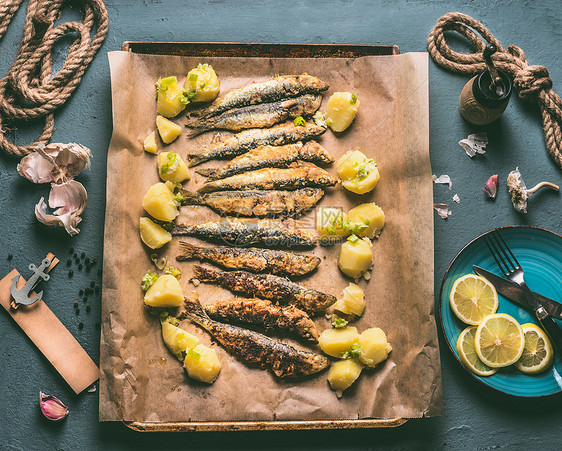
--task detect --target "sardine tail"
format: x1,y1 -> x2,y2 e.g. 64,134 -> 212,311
195,167 -> 216,178
182,296 -> 211,323
177,241 -> 199,260
187,153 -> 212,167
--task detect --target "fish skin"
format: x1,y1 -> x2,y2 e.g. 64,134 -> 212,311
197,162 -> 337,193
177,242 -> 321,276
171,217 -> 316,248
181,297 -> 328,378
180,188 -> 324,217
195,74 -> 329,119
205,298 -> 319,344
192,265 -> 337,314
187,122 -> 326,167
197,141 -> 335,180
186,94 -> 322,137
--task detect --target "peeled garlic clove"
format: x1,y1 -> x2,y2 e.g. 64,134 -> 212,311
39,392 -> 69,421
507,167 -> 528,213
483,174 -> 499,199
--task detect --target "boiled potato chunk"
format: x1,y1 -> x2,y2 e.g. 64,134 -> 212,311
139,217 -> 172,249
317,207 -> 349,241
184,344 -> 222,383
156,115 -> 182,144
185,64 -> 220,103
143,131 -> 158,154
338,237 -> 373,278
358,327 -> 392,367
347,203 -> 385,239
318,326 -> 359,358
156,76 -> 188,118
333,283 -> 365,317
337,149 -> 380,195
325,92 -> 360,132
342,166 -> 380,195
337,149 -> 367,180
144,274 -> 184,308
157,152 -> 191,183
162,320 -> 199,359
142,182 -> 179,222
327,359 -> 363,396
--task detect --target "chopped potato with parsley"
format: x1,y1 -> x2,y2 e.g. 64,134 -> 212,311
318,326 -> 359,358
143,131 -> 158,154
185,64 -> 220,103
156,76 -> 189,118
157,152 -> 191,183
327,359 -> 363,396
144,274 -> 184,308
338,235 -> 373,279
142,182 -> 179,222
184,344 -> 222,383
333,283 -> 365,317
325,92 -> 360,132
358,327 -> 392,367
162,320 -> 199,360
317,207 -> 349,241
139,217 -> 172,249
347,203 -> 385,239
337,149 -> 380,195
156,115 -> 182,144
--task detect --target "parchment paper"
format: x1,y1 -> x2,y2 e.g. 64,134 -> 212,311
100,50 -> 442,422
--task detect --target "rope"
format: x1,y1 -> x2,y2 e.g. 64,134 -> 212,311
0,0 -> 108,157
428,12 -> 562,169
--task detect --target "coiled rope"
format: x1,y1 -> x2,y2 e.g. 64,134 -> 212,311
428,12 -> 562,168
0,0 -> 108,157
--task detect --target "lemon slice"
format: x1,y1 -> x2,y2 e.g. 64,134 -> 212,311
449,274 -> 499,325
475,313 -> 525,368
515,323 -> 554,374
456,326 -> 498,377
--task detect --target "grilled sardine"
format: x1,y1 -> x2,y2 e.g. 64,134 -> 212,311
187,122 -> 326,167
181,297 -> 328,378
180,188 -> 324,217
197,162 -> 337,193
195,74 -> 329,119
192,265 -> 336,314
186,95 -> 322,137
177,242 -> 321,276
171,217 -> 316,248
197,141 -> 334,180
205,298 -> 319,343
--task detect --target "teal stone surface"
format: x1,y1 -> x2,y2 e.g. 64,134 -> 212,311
0,1 -> 560,449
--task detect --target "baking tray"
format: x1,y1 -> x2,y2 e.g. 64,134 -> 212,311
121,41 -> 405,432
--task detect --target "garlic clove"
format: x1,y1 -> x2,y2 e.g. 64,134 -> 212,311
507,167 -> 528,213
35,199 -> 83,236
483,174 -> 499,199
39,392 -> 69,421
49,180 -> 87,216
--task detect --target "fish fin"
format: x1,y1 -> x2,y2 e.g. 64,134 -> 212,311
179,190 -> 204,205
185,119 -> 213,137
195,167 -> 216,178
196,182 -> 217,194
177,241 -> 199,260
182,296 -> 211,323
187,153 -> 211,167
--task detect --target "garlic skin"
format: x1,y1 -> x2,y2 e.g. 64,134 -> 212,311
483,174 -> 499,199
39,392 -> 69,421
507,167 -> 559,213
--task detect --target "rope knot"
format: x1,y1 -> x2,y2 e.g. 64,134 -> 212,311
514,65 -> 552,100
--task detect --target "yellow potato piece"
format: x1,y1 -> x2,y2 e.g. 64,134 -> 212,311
317,207 -> 349,241
185,64 -> 220,103
157,152 -> 191,183
156,76 -> 188,118
337,149 -> 367,180
161,320 -> 199,360
318,326 -> 359,358
156,115 -> 182,144
338,237 -> 373,278
347,203 -> 385,239
144,274 -> 184,308
143,131 -> 158,154
358,327 -> 392,367
325,92 -> 360,132
342,165 -> 380,195
142,182 -> 179,222
327,359 -> 363,396
184,344 -> 222,383
139,217 -> 172,249
333,283 -> 365,317
336,149 -> 380,195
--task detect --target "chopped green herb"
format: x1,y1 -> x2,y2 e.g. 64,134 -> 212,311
326,117 -> 333,126
160,152 -> 178,175
160,76 -> 177,84
141,270 -> 158,291
340,343 -> 362,360
165,266 -> 182,279
293,116 -> 306,127
150,253 -> 167,270
158,221 -> 174,231
350,93 -> 358,104
172,195 -> 185,207
179,93 -> 190,105
347,234 -> 360,244
187,89 -> 197,100
325,224 -> 336,235
200,82 -> 206,89
188,73 -> 198,82
332,317 -> 348,329
159,311 -> 169,322
187,349 -> 201,360
364,219 -> 371,226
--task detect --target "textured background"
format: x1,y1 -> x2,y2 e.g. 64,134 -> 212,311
0,0 -> 560,449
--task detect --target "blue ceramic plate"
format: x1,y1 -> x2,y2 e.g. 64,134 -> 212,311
440,225 -> 562,397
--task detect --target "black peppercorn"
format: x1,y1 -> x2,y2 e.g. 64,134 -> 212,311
78,322 -> 84,330
81,251 -> 85,258
83,296 -> 88,302
67,259 -> 72,266
86,305 -> 91,313
73,253 -> 78,258
75,308 -> 80,314
79,289 -> 84,296
78,264 -> 83,270
69,270 -> 74,276
74,301 -> 78,308
85,257 -> 90,264
8,254 -> 13,260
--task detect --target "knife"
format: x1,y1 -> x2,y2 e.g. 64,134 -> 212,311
473,265 -> 562,320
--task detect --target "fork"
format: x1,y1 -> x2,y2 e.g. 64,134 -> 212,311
484,229 -> 562,354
